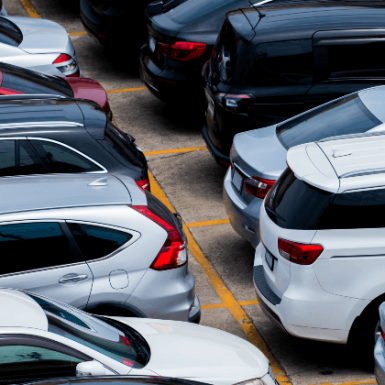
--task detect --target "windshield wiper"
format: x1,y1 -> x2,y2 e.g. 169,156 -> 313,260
265,206 -> 286,223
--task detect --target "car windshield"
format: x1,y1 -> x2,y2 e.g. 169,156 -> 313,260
29,294 -> 150,368
276,94 -> 382,149
0,17 -> 23,46
0,64 -> 73,96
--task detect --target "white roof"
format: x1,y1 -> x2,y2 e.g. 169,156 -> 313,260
0,289 -> 48,330
287,132 -> 385,193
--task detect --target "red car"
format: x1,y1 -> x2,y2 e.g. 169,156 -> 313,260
0,62 -> 112,120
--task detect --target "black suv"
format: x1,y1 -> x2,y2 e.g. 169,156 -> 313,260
0,95 -> 149,189
203,0 -> 385,165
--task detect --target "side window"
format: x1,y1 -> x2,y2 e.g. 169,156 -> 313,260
67,222 -> 132,261
256,39 -> 313,85
18,140 -> 46,175
0,140 -> 16,177
0,344 -> 84,382
29,140 -> 102,174
0,222 -> 83,276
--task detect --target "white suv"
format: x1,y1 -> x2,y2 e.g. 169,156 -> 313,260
254,132 -> 385,344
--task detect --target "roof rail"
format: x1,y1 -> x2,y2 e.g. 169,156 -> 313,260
0,94 -> 67,102
340,167 -> 385,179
318,130 -> 385,143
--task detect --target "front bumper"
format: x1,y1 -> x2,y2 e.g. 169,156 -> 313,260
223,167 -> 261,248
375,337 -> 385,385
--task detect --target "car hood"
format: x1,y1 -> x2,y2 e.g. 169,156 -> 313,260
232,125 -> 287,180
8,16 -> 74,55
115,317 -> 269,384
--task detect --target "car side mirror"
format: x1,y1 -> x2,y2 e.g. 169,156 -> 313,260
76,360 -> 107,376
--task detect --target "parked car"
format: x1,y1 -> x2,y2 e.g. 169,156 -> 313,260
203,0 -> 385,166
80,0 -> 153,50
254,132 -> 385,344
0,62 -> 111,118
0,94 -> 149,190
0,15 -> 80,77
0,288 -> 275,385
0,173 -> 199,322
375,303 -> 385,385
140,0 -> 258,104
226,86 -> 385,248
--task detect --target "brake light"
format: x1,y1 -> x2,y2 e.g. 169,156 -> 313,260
382,329 -> 385,341
225,94 -> 250,109
131,206 -> 187,270
278,238 -> 323,265
135,176 -> 150,191
158,41 -> 206,62
66,68 -> 80,78
245,176 -> 275,199
53,54 -> 72,64
53,54 -> 79,77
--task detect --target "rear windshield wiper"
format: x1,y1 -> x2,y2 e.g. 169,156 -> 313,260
265,207 -> 286,223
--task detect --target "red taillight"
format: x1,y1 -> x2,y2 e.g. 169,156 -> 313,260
158,41 -> 206,62
278,238 -> 323,265
66,68 -> 80,78
131,206 -> 187,270
245,176 -> 275,199
135,176 -> 150,191
53,53 -> 72,64
382,329 -> 385,341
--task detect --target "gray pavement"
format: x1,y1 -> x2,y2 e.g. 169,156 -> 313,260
3,0 -> 377,384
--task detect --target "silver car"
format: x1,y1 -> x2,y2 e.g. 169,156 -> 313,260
0,173 -> 200,323
0,15 -> 80,77
224,86 -> 385,248
375,303 -> 385,385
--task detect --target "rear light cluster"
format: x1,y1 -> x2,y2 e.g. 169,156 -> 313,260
215,93 -> 251,110
245,176 -> 275,199
53,53 -> 80,77
158,41 -> 206,62
135,175 -> 150,191
278,238 -> 323,265
132,206 -> 187,270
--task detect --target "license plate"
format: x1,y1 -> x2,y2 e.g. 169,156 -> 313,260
265,250 -> 276,271
232,169 -> 243,192
149,37 -> 156,52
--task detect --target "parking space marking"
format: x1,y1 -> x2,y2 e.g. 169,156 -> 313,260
106,87 -> 147,94
148,170 -> 291,385
144,146 -> 207,156
187,219 -> 230,228
202,299 -> 259,310
19,0 -> 40,17
308,379 -> 376,385
69,31 -> 88,36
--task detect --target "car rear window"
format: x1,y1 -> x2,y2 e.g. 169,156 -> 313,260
265,168 -> 385,230
0,17 -> 22,46
276,94 -> 382,149
0,64 -> 73,96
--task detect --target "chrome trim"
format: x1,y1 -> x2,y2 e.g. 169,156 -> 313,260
340,167 -> 385,178
233,163 -> 252,180
253,0 -> 273,5
318,131 -> 385,143
0,122 -> 83,128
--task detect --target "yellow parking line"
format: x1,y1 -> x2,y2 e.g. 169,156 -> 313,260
69,31 -> 88,36
144,146 -> 208,156
187,219 -> 230,228
19,0 -> 40,17
308,379 -> 376,385
106,87 -> 147,94
148,171 -> 290,385
202,299 -> 259,310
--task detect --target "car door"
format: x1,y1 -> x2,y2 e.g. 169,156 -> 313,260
306,29 -> 385,109
0,221 -> 93,309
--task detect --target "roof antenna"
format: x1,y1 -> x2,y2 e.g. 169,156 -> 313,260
252,0 -> 273,18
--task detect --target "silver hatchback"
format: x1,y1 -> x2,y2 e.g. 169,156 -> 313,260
0,173 -> 200,323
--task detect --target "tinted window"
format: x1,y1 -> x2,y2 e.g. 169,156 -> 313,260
19,140 -> 46,175
0,140 -> 16,176
265,168 -> 385,230
276,94 -> 382,149
29,140 -> 102,174
0,64 -> 73,96
0,222 -> 82,276
256,39 -> 313,85
0,17 -> 22,47
67,222 -> 132,261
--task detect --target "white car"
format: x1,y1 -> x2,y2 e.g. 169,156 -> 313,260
0,15 -> 80,77
254,132 -> 385,344
0,288 -> 277,385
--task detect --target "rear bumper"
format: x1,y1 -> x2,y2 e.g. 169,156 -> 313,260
202,124 -> 230,166
375,337 -> 385,385
79,0 -> 106,46
223,167 -> 261,247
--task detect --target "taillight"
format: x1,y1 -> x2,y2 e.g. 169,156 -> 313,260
278,238 -> 323,265
224,94 -> 250,108
245,177 -> 275,199
382,329 -> 385,341
53,54 -> 79,77
158,41 -> 206,62
135,176 -> 150,191
54,54 -> 72,64
131,206 -> 187,270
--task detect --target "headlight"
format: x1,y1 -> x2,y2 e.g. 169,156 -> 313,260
234,379 -> 264,385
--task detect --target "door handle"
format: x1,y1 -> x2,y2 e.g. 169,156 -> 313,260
59,274 -> 88,284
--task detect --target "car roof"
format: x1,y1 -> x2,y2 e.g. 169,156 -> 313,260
0,173 -> 132,215
0,288 -> 48,330
287,132 -> 385,194
231,0 -> 385,44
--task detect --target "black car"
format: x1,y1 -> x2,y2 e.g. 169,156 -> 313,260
0,95 -> 149,189
203,0 -> 385,166
140,0 -> 257,105
80,0 -> 153,49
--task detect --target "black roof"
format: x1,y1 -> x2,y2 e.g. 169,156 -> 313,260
228,0 -> 385,44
